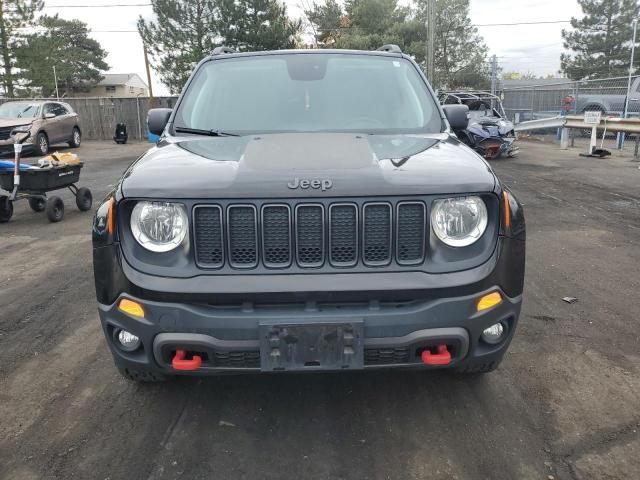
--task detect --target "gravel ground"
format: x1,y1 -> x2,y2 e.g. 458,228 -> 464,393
0,139 -> 638,480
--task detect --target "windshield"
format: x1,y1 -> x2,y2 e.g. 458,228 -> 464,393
0,102 -> 40,119
174,53 -> 443,135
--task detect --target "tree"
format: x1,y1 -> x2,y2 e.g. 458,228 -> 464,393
16,15 -> 109,97
305,0 -> 343,45
222,0 -> 301,52
139,0 -> 301,94
305,0 -> 490,89
138,0 -> 220,94
0,0 -> 43,97
420,0 -> 490,89
561,0 -> 640,80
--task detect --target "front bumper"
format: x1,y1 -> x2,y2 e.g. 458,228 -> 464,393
95,228 -> 525,375
99,286 -> 521,374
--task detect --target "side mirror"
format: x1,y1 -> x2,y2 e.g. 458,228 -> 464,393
147,108 -> 172,136
44,113 -> 56,119
442,104 -> 469,130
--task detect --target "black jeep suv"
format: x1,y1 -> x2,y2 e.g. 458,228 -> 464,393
92,46 -> 525,382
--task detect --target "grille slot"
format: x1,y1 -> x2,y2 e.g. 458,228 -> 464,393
365,347 -> 410,365
396,202 -> 426,265
0,127 -> 13,141
329,203 -> 358,267
261,205 -> 291,268
362,203 -> 392,266
295,204 -> 325,267
213,351 -> 260,368
227,205 -> 258,268
193,205 -> 224,268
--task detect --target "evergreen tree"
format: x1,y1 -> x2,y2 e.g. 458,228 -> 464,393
139,0 -> 301,94
304,0 -> 489,89
561,0 -> 640,80
425,0 -> 490,89
224,0 -> 301,52
138,0 -> 220,94
0,0 -> 43,97
304,0 -> 343,45
16,15 -> 109,97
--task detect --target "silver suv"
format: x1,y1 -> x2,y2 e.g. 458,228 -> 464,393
0,101 -> 82,156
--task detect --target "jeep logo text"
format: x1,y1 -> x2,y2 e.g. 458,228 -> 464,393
287,178 -> 333,191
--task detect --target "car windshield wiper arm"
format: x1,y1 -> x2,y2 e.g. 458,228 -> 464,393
174,127 -> 239,137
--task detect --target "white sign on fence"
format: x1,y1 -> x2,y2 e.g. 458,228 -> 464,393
584,111 -> 602,125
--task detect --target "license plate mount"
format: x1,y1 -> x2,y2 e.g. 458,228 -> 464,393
259,320 -> 364,371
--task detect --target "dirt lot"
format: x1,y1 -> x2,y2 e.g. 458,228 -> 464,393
1,140 -> 638,480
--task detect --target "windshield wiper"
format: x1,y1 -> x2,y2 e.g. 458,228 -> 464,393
175,127 -> 239,137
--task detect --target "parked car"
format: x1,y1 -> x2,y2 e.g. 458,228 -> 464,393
572,77 -> 640,117
92,46 -> 526,382
0,101 -> 82,156
439,91 -> 518,159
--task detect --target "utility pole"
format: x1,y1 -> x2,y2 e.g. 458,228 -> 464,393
53,66 -> 59,101
143,42 -> 154,105
618,17 -> 638,150
425,0 -> 436,84
490,55 -> 498,96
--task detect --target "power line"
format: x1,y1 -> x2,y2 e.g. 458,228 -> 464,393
475,20 -> 571,27
43,3 -> 151,7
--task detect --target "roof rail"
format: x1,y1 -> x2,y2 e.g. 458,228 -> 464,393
376,44 -> 402,53
211,46 -> 237,56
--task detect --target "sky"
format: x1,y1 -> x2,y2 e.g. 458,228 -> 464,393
42,0 -> 584,96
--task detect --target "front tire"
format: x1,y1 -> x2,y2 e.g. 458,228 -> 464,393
36,132 -> 49,156
69,127 -> 81,148
46,196 -> 64,222
0,197 -> 13,222
75,187 -> 92,211
28,197 -> 46,212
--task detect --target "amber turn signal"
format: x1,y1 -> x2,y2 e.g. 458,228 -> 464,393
118,299 -> 145,318
477,292 -> 502,312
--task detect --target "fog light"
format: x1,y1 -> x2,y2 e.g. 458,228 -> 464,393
481,323 -> 505,344
116,329 -> 141,351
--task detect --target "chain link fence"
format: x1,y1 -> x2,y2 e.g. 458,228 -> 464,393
501,76 -> 640,123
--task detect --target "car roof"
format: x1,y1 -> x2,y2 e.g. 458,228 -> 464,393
205,48 -> 406,61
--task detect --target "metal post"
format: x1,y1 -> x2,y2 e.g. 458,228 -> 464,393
136,94 -> 143,140
618,18 -> 638,150
53,65 -> 59,101
571,81 -> 577,147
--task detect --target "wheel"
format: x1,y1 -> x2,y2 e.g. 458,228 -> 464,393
45,196 -> 64,222
36,132 -> 49,156
0,197 -> 13,223
28,197 -> 46,212
75,187 -> 92,211
116,364 -> 169,383
69,127 -> 81,148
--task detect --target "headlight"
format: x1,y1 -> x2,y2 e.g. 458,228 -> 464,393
130,201 -> 188,252
431,196 -> 488,247
11,125 -> 31,134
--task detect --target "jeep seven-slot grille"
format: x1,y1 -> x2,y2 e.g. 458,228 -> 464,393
193,200 -> 427,270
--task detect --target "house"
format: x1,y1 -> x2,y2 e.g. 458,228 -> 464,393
75,73 -> 149,97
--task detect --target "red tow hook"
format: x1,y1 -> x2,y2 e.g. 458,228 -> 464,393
172,349 -> 202,371
421,344 -> 451,366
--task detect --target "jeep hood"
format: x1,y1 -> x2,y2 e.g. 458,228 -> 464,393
121,133 -> 496,198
